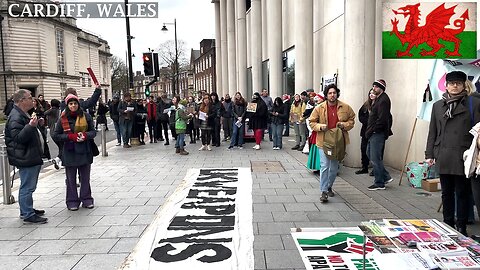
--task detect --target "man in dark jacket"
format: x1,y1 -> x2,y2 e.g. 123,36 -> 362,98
425,71 -> 480,235
118,92 -> 136,148
108,96 -> 121,146
366,79 -> 394,191
222,94 -> 233,141
156,93 -> 172,145
5,89 -> 49,224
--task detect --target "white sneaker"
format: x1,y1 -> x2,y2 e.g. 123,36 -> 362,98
207,145 -> 212,151
254,144 -> 261,150
385,178 -> 394,184
199,145 -> 206,151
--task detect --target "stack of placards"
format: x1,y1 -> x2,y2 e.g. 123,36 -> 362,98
291,219 -> 480,270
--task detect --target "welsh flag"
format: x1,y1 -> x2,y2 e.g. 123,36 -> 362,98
417,50 -> 480,121
383,2 -> 477,59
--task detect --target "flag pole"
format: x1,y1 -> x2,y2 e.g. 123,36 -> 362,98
399,117 -> 418,186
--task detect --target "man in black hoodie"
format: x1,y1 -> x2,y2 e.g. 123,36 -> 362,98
366,79 -> 393,191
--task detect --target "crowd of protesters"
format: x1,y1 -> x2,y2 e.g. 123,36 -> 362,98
6,70 -> 480,237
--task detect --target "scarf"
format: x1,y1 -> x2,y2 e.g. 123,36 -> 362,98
61,111 -> 88,134
442,91 -> 467,119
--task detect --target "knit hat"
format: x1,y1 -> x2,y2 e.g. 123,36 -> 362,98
446,71 -> 467,82
282,94 -> 290,101
373,79 -> 386,91
314,94 -> 324,101
65,94 -> 79,104
308,92 -> 317,98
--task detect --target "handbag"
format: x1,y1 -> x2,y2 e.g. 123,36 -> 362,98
90,140 -> 99,156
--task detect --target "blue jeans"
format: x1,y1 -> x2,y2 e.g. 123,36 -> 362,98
18,165 -> 42,219
319,147 -> 339,192
230,122 -> 244,147
271,123 -> 284,148
120,119 -> 133,145
367,133 -> 391,187
113,120 -> 121,143
175,133 -> 185,149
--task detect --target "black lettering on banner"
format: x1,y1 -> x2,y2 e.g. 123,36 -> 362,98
194,180 -> 238,188
159,227 -> 233,243
181,203 -> 236,215
170,215 -> 235,227
151,169 -> 243,264
187,189 -> 237,198
151,243 -> 232,263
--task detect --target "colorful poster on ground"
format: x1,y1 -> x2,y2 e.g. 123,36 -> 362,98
120,168 -> 254,270
382,2 -> 477,59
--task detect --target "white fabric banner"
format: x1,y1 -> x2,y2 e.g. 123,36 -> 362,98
120,168 -> 254,270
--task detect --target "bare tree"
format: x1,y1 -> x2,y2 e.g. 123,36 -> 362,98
110,55 -> 128,96
156,40 -> 188,95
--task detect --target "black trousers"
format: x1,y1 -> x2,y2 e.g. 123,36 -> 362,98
169,123 -> 177,139
136,123 -> 145,142
440,174 -> 470,232
147,119 -> 157,140
157,120 -> 169,141
212,118 -> 221,146
360,136 -> 370,169
201,129 -> 212,145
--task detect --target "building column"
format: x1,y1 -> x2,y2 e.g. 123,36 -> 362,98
220,0 -> 228,97
313,0 -> 322,93
251,0 -> 262,94
226,0 -> 237,96
343,0 -> 376,167
267,0 -> 282,98
214,0 -> 222,95
236,0 -> 247,97
294,0 -> 313,93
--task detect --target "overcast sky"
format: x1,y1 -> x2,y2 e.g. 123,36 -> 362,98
76,0 -> 215,73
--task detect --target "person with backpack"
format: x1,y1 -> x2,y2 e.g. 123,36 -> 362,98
173,96 -> 192,155
365,79 -> 394,191
309,84 -> 355,203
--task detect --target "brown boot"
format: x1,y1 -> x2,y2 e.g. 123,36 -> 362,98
176,148 -> 180,153
179,148 -> 189,155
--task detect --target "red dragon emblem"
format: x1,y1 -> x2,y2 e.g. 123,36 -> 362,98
390,3 -> 469,57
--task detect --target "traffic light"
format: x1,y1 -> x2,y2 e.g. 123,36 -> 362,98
143,52 -> 154,76
145,86 -> 151,97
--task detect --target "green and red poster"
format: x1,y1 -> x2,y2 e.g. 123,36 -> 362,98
383,2 -> 477,59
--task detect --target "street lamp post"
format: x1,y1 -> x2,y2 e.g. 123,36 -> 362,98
0,15 -> 8,104
161,19 -> 178,96
124,0 -> 134,94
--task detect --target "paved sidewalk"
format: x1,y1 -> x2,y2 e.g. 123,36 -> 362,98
0,135 -> 478,270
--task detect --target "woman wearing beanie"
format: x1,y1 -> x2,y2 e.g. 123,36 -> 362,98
52,94 -> 97,211
173,96 -> 192,155
425,70 -> 480,236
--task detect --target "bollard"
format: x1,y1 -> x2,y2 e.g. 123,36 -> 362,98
101,124 -> 108,157
1,144 -> 14,204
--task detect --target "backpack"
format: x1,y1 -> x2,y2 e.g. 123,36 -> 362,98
323,127 -> 346,161
175,109 -> 186,131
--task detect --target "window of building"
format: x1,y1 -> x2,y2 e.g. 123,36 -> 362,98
262,60 -> 269,91
247,67 -> 253,98
246,0 -> 251,11
55,28 -> 65,73
60,82 -> 67,98
283,47 -> 295,96
81,72 -> 88,87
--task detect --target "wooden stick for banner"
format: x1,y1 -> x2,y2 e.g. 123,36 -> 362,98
399,118 -> 418,186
